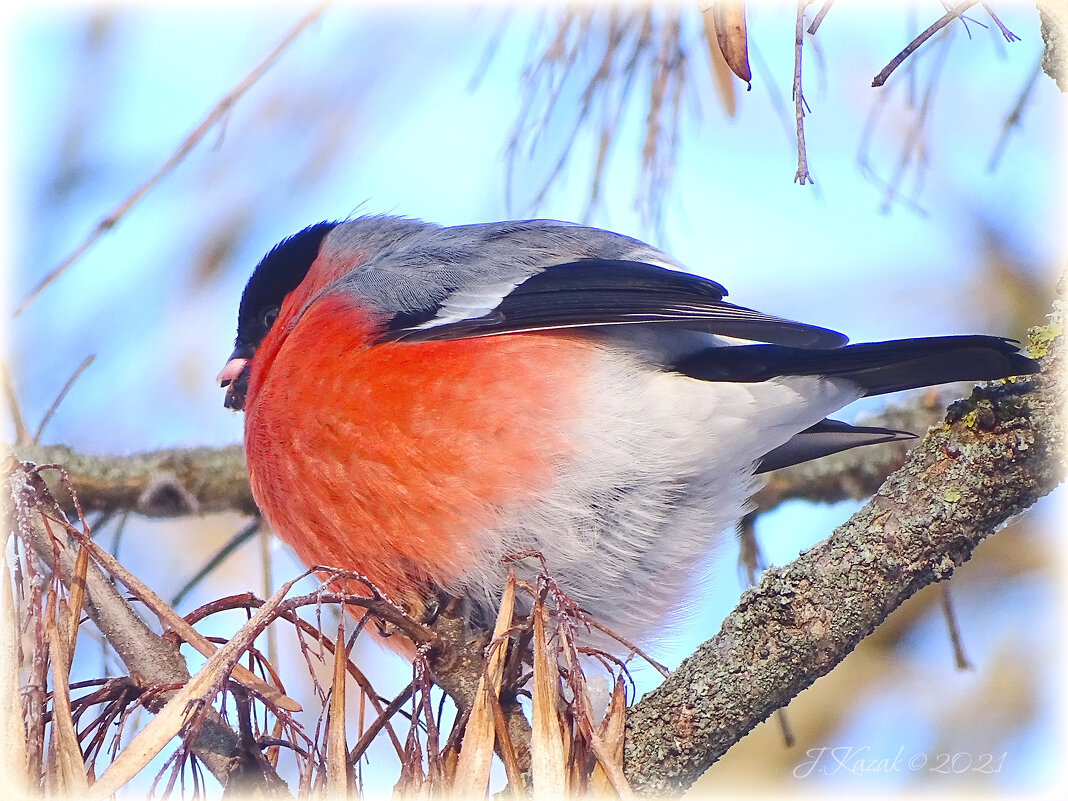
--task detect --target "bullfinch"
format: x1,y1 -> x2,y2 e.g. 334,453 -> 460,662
219,216 -> 1038,646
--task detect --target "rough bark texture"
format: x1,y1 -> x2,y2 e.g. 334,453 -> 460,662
1037,0 -> 1068,91
14,443 -> 256,518
621,320 -> 1063,796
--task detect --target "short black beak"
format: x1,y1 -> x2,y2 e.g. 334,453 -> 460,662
219,342 -> 255,411
223,365 -> 251,411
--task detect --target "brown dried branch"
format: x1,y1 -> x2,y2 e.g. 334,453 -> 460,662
70,522 -> 299,712
85,571 -> 312,798
184,580 -> 533,784
181,591 -> 407,760
347,682 -> 414,768
14,3 -> 330,317
508,7 -> 701,230
622,316 -> 1063,795
2,459 -> 292,794
525,7 -> 629,214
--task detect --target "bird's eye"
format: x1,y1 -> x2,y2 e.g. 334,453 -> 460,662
261,305 -> 280,329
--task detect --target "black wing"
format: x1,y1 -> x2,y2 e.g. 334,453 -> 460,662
754,418 -> 916,474
380,259 -> 848,349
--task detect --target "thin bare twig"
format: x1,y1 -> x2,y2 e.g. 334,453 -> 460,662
526,8 -> 626,213
807,0 -> 836,35
793,0 -> 813,185
171,519 -> 260,607
872,0 -> 980,87
33,355 -> 95,445
62,510 -> 301,711
938,584 -> 973,670
14,3 -> 330,317
980,1 -> 1021,42
183,591 -> 408,761
86,571 -> 310,799
0,362 -> 31,445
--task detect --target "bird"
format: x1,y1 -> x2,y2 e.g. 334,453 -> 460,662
219,215 -> 1039,649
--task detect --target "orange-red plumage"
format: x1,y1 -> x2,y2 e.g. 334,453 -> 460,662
243,291 -> 596,607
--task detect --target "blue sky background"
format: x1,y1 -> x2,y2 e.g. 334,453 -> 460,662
4,1 -> 1065,796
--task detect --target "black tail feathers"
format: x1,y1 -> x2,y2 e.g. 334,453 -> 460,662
674,335 -> 1039,397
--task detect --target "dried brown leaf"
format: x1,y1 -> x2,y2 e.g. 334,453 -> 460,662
0,560 -> 30,793
87,574 -> 304,798
46,623 -> 89,794
593,679 -> 623,798
327,624 -> 349,797
532,601 -> 567,800
554,608 -> 633,800
452,576 -> 516,796
701,6 -> 738,116
485,681 -> 525,792
64,540 -> 90,668
711,1 -> 752,83
588,677 -> 627,798
442,744 -> 459,789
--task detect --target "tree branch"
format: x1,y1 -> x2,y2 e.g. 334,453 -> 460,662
12,443 -> 255,518
871,1 -> 980,88
622,320 -> 1063,795
11,393 -> 959,527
